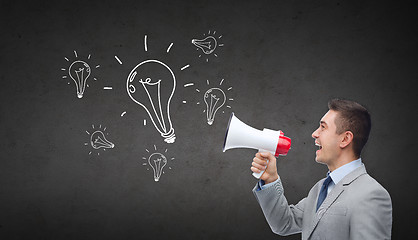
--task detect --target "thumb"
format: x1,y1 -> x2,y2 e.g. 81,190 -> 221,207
259,152 -> 276,162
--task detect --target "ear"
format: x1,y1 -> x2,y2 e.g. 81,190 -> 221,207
340,131 -> 354,149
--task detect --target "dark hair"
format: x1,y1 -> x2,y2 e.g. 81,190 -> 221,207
328,99 -> 371,157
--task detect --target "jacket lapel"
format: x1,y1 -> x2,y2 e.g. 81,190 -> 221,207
305,165 -> 368,239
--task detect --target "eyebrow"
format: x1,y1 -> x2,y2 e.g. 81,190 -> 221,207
320,121 -> 328,126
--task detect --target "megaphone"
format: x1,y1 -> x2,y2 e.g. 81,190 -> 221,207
223,112 -> 291,179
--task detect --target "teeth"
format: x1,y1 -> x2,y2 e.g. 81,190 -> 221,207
315,143 -> 321,147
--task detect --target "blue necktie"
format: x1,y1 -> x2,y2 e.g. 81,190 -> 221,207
316,175 -> 332,212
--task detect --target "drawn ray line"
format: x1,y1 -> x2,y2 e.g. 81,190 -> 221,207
166,43 -> 173,53
115,55 -> 123,65
64,57 -> 69,61
184,83 -> 194,87
74,50 -> 78,58
220,79 -> 224,85
207,80 -> 210,85
227,87 -> 233,91
103,87 -> 113,90
181,64 -> 190,71
144,35 -> 148,52
121,111 -> 126,117
88,54 -> 91,59
95,65 -> 100,68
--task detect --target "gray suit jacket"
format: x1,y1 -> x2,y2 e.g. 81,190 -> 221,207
253,165 -> 392,240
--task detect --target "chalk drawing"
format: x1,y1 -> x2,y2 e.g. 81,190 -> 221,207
192,30 -> 224,62
204,88 -> 226,125
85,124 -> 114,156
142,145 -> 175,182
61,51 -> 100,98
182,78 -> 233,125
121,36 -> 190,143
127,60 -> 177,143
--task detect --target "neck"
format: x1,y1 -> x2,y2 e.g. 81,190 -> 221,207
328,152 -> 358,172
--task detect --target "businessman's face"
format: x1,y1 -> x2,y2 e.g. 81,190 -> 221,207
312,110 -> 341,167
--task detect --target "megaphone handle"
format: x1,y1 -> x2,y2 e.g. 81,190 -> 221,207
252,149 -> 271,179
253,149 -> 274,179
252,167 -> 266,179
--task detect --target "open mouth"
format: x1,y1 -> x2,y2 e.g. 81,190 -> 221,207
315,142 -> 322,152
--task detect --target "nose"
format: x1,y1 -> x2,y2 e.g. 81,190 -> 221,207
312,127 -> 319,139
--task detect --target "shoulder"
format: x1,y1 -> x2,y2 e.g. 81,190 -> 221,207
352,173 -> 391,200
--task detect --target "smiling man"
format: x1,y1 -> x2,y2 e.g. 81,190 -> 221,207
251,99 -> 392,240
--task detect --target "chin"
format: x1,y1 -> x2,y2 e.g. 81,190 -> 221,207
315,156 -> 327,165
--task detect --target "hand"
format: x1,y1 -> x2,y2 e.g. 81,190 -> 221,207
251,152 -> 279,184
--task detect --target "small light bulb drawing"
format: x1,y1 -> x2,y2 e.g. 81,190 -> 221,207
127,60 -> 176,143
192,36 -> 217,55
90,130 -> 114,149
85,124 -> 114,156
204,88 -> 226,125
69,60 -> 90,98
182,78 -> 234,125
148,153 -> 167,182
61,50 -> 100,98
192,30 -> 224,62
142,145 -> 175,182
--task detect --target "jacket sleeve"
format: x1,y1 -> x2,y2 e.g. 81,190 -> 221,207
349,186 -> 392,239
253,178 -> 305,236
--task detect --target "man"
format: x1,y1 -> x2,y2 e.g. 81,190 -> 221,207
251,99 -> 392,239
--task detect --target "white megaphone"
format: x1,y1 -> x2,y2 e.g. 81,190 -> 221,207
223,112 -> 291,179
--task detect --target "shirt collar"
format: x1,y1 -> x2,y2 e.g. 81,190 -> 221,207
328,158 -> 362,185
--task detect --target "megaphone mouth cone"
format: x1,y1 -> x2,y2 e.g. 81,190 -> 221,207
223,112 -> 235,152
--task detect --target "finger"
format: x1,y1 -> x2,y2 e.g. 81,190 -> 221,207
253,157 -> 268,165
251,166 -> 261,173
252,161 -> 267,170
260,152 -> 275,161
255,152 -> 270,161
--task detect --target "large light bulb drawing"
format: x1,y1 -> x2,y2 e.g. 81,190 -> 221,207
192,36 -> 217,55
204,87 -> 226,125
69,60 -> 91,98
127,60 -> 176,143
148,152 -> 168,182
90,130 -> 114,149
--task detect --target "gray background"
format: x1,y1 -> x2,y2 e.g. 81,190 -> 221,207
1,0 -> 416,239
